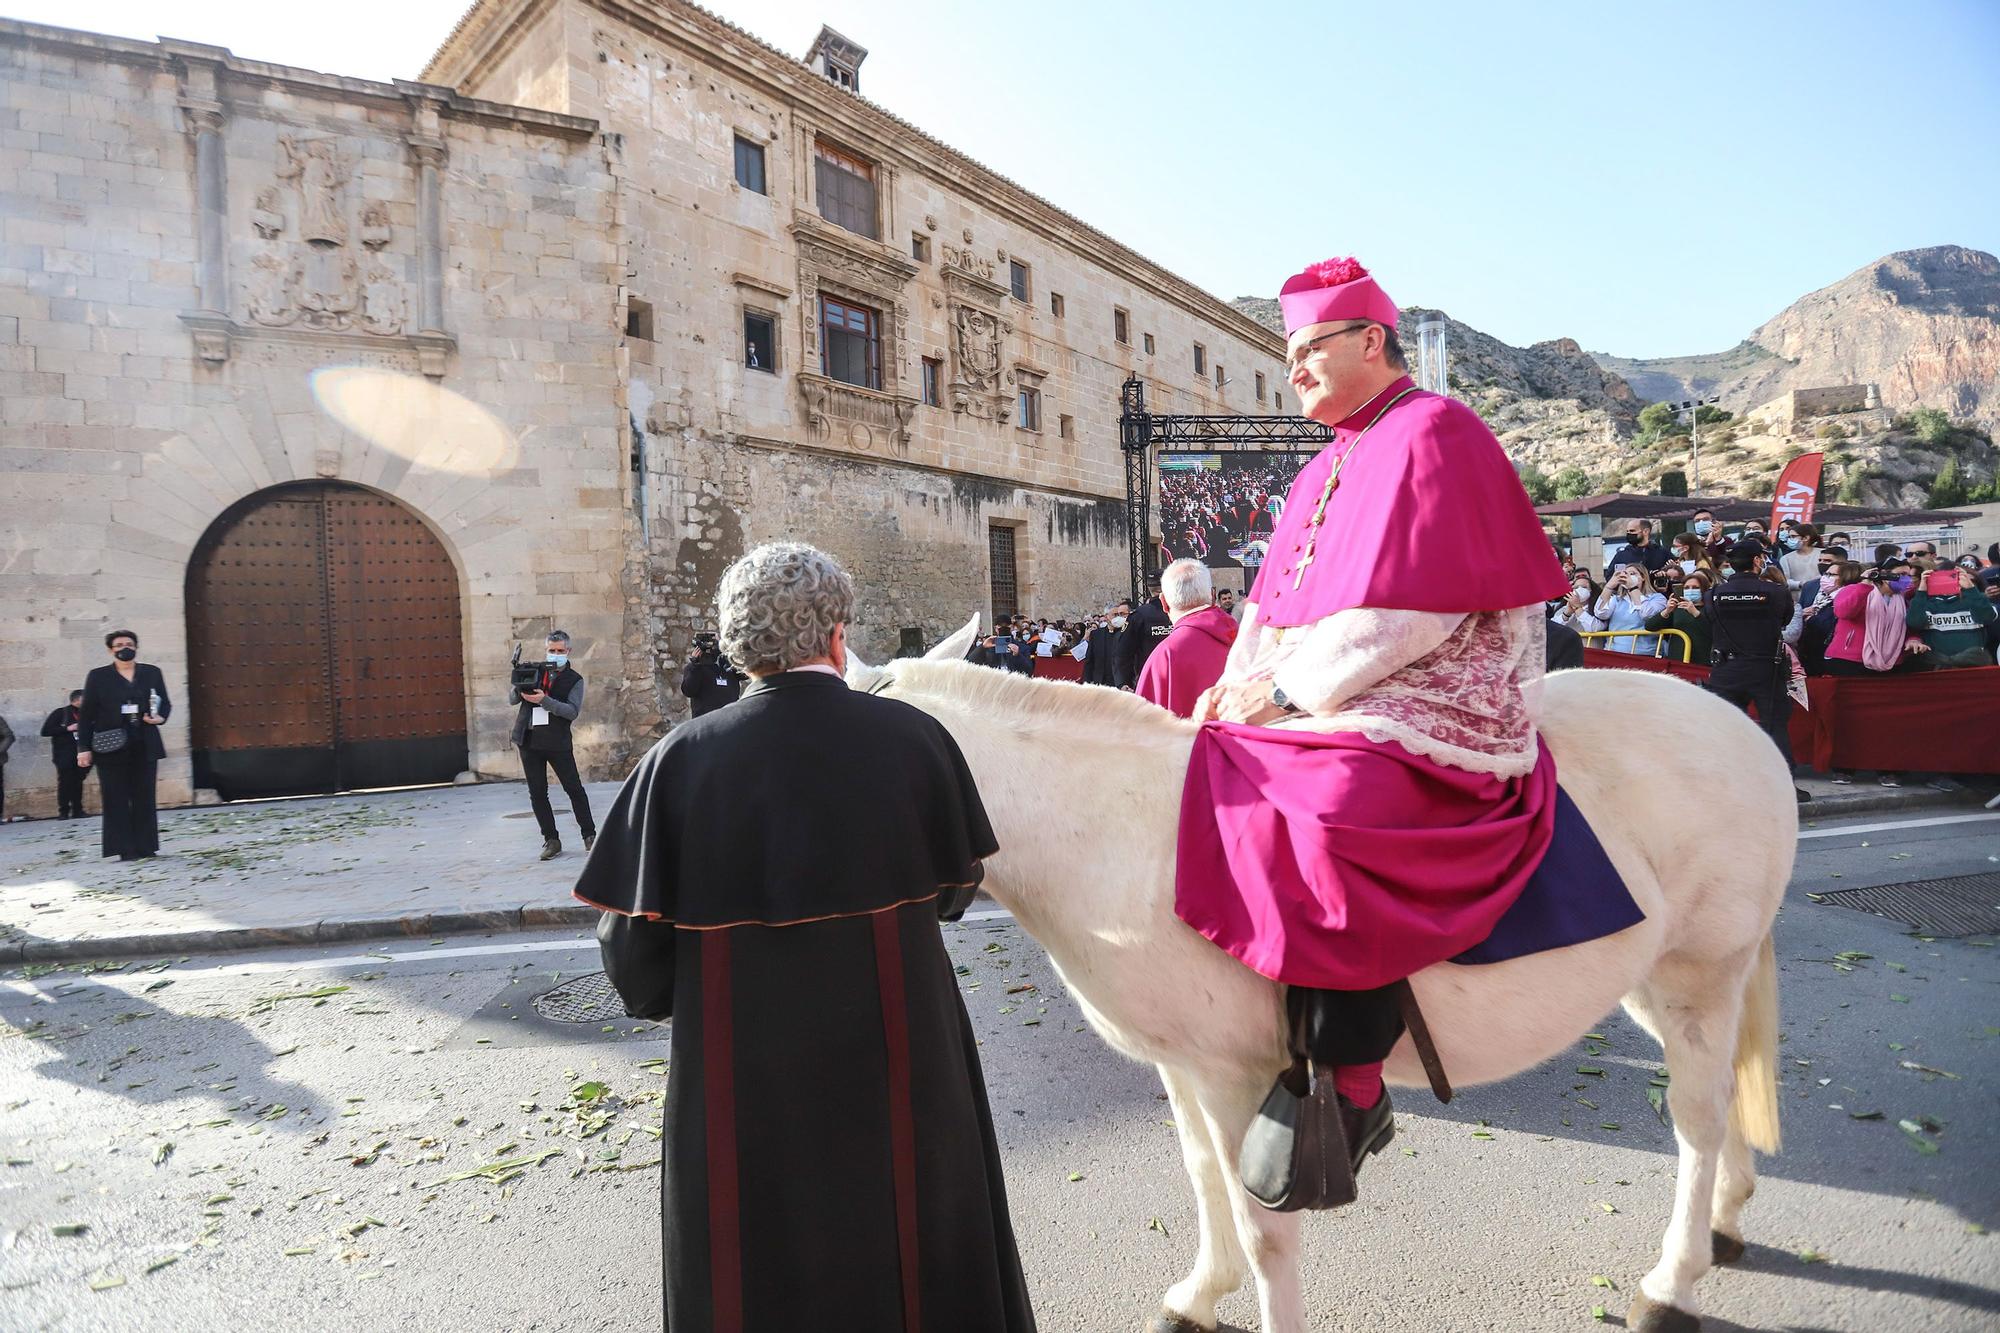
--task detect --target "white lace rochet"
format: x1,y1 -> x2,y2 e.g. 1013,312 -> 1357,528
1223,602 -> 1547,779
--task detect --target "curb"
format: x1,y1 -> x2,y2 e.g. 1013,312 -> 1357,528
1797,786 -> 1997,821
4,904 -> 599,967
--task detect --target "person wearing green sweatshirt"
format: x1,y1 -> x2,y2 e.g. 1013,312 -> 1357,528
1906,567 -> 1997,668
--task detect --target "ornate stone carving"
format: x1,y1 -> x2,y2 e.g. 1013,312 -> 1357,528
360,257 -> 406,336
940,245 -> 996,285
277,134 -> 351,248
298,248 -> 359,330
797,372 -> 916,455
790,210 -> 919,396
246,249 -> 301,327
924,214 -> 938,232
949,301 -> 1014,421
251,187 -> 284,240
359,203 -> 392,250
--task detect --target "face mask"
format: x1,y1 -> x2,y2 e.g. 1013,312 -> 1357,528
1781,535 -> 1799,550
1683,588 -> 1703,603
1679,559 -> 1696,574
1891,576 -> 1914,594
114,647 -> 137,662
1692,521 -> 1712,537
1573,583 -> 1591,598
1111,616 -> 1127,629
547,654 -> 568,669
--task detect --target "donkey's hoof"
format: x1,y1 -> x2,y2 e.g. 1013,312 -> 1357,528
1711,1230 -> 1746,1265
1144,1311 -> 1213,1333
1628,1290 -> 1701,1333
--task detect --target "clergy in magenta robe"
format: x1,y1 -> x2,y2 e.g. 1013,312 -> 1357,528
1135,558 -> 1239,719
1175,257 -> 1569,1125
577,543 -> 1037,1333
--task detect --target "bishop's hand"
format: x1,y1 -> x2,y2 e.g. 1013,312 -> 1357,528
1196,679 -> 1290,727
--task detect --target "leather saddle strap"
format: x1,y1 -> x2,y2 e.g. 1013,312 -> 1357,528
1391,979 -> 1453,1104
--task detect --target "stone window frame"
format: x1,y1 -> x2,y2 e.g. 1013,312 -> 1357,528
911,232 -> 930,263
1193,342 -> 1207,376
813,136 -> 880,240
821,293 -> 883,390
1113,306 -> 1130,346
732,133 -> 768,195
743,307 -> 778,373
1008,258 -> 1032,304
1058,412 -> 1074,440
1143,331 -> 1156,356
1015,366 -> 1045,434
1255,370 -> 1266,402
1049,291 -> 1065,319
920,355 -> 943,408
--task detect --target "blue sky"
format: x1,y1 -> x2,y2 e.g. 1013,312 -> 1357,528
11,0 -> 1996,356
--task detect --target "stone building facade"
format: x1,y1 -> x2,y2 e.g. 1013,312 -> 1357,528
421,0 -> 1291,661
0,21 -> 632,813
0,1 -> 1290,815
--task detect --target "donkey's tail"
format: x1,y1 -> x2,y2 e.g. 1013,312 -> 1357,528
1730,933 -> 1782,1155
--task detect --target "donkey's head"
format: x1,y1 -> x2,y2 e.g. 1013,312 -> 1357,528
841,612 -> 983,694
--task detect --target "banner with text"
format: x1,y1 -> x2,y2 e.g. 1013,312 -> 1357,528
1769,451 -> 1825,532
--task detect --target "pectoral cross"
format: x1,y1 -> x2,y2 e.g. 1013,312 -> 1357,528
1292,545 -> 1315,590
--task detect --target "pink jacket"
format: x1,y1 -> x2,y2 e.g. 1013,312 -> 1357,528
1136,606 -> 1237,718
1826,582 -> 1872,663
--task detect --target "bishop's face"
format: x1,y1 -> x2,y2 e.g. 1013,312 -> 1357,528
1285,319 -> 1380,426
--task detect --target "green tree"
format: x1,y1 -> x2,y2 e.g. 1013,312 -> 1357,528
1552,466 -> 1594,501
1911,407 -> 1952,445
1657,470 -> 1688,497
1928,454 -> 1968,508
1835,464 -> 1873,506
1636,402 -> 1685,437
1515,462 -> 1555,505
1693,405 -> 1732,425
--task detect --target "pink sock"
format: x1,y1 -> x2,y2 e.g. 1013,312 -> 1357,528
1334,1062 -> 1384,1108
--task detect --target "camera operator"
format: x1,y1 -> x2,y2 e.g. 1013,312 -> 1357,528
679,632 -> 745,717
512,630 -> 596,861
1706,542 -> 1807,803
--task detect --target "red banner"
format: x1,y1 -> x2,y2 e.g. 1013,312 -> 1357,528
1769,451 -> 1824,532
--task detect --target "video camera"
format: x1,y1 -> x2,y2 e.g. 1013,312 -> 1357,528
510,643 -> 553,691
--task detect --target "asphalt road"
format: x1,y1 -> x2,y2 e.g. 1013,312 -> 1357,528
3,810 -> 1996,1331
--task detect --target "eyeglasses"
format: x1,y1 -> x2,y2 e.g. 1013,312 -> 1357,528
1285,324 -> 1370,372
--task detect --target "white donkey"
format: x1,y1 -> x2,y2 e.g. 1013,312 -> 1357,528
849,619 -> 1791,1333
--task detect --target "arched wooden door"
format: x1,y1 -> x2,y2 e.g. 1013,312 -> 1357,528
186,483 -> 468,800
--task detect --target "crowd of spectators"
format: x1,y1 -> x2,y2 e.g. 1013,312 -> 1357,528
1156,458 -> 1302,569
1550,516 -> 2000,787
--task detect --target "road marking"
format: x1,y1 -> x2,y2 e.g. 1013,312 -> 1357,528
1799,812 -> 2000,841
962,909 -> 1014,923
168,936 -> 595,978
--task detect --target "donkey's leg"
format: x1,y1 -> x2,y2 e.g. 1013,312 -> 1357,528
1629,962 -> 1748,1333
1708,1116 -> 1755,1265
1186,1069 -> 1309,1333
1149,1063 -> 1249,1333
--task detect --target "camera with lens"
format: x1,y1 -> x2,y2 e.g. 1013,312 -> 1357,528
510,643 -> 552,690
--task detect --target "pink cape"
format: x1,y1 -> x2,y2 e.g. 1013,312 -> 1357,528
1248,378 -> 1568,626
1175,729 -> 1557,990
1135,606 -> 1237,719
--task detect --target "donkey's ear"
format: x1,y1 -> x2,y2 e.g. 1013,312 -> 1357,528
924,612 -> 982,663
842,647 -> 880,690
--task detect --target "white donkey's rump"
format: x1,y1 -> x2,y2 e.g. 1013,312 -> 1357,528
850,622 -> 1791,1333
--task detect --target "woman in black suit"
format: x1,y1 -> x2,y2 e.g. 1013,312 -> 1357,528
76,629 -> 171,861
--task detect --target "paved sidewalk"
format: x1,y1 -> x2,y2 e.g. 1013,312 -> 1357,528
2,773 -> 1994,965
0,781 -> 615,964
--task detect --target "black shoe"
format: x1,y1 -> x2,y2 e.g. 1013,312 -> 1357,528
539,837 -> 561,861
1795,786 -> 1811,804
1341,1088 -> 1396,1177
582,831 -> 596,852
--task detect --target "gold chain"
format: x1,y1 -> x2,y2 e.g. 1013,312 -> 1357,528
1291,386 -> 1419,589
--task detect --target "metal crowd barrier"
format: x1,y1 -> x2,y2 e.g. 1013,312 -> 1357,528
1577,628 -> 1694,663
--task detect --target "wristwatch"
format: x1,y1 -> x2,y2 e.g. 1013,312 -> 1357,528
1270,683 -> 1302,714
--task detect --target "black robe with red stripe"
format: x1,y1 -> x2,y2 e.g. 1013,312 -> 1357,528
575,669 -> 1036,1333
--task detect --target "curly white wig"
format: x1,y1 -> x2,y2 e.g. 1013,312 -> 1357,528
717,543 -> 855,673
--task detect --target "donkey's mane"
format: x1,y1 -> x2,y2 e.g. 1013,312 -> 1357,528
885,658 -> 1197,747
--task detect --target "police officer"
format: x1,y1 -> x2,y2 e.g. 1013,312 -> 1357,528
1706,541 -> 1807,803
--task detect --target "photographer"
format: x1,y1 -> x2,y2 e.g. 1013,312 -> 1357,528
679,632 -> 745,717
1591,563 -> 1665,654
511,630 -> 596,861
1643,569 -> 1713,664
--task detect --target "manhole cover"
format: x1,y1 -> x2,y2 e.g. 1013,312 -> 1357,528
533,971 -> 623,1022
1814,873 -> 2000,938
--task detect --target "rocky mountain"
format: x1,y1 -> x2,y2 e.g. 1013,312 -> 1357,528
1229,297 -> 1643,471
1593,246 -> 2000,431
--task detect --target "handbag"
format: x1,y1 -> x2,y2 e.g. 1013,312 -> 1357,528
90,727 -> 129,755
1239,999 -> 1357,1212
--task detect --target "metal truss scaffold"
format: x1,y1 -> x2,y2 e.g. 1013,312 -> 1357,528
1118,375 -> 1333,601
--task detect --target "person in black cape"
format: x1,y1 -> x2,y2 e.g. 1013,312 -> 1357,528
575,543 -> 1037,1333
76,630 -> 170,860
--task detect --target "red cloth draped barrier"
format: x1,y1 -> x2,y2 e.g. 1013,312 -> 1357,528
1030,656 -> 1084,683
1579,648 -> 2000,775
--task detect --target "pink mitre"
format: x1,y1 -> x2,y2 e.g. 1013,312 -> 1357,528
1277,257 -> 1400,337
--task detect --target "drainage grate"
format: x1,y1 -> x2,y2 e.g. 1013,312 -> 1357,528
532,972 -> 624,1022
1814,873 -> 2000,939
